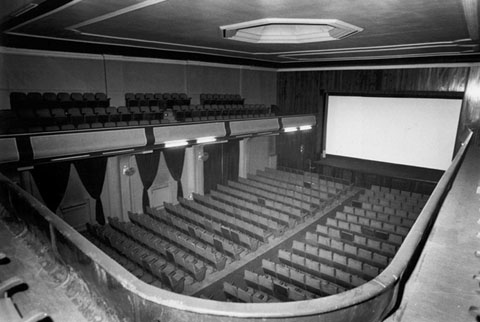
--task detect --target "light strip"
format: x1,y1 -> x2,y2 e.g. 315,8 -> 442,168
51,154 -> 90,162
164,140 -> 188,148
299,125 -> 313,131
196,136 -> 216,144
102,149 -> 135,155
284,127 -> 298,132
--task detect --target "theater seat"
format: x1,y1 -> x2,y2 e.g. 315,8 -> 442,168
95,92 -> 110,107
83,92 -> 97,107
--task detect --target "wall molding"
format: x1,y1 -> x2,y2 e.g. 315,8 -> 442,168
0,46 -> 277,72
278,62 -> 480,72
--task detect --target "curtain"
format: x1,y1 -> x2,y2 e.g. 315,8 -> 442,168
135,150 -> 161,213
222,140 -> 239,185
203,143 -> 223,193
163,147 -> 185,199
32,162 -> 71,213
276,131 -> 316,171
203,140 -> 240,193
74,157 -> 108,225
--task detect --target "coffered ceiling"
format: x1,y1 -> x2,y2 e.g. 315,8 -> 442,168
1,0 -> 479,68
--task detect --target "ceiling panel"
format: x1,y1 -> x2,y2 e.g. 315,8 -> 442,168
1,0 -> 479,67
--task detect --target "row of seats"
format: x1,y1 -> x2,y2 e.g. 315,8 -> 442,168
239,176 -> 324,205
363,189 -> 428,205
352,200 -> 420,220
316,223 -> 398,257
192,193 -> 286,237
263,168 -> 349,194
248,184 -> 421,297
325,216 -> 405,246
125,92 -> 190,108
243,270 -> 318,301
208,190 -> 296,229
173,104 -> 272,121
274,167 -> 352,191
179,197 -> 271,242
200,93 -> 244,105
248,173 -> 332,200
357,194 -> 424,213
10,91 -> 110,109
227,180 -> 313,213
305,231 -> 391,267
108,217 -> 207,281
163,202 -> 259,251
223,282 -> 279,303
258,170 -> 341,197
87,224 -> 185,292
343,205 -> 415,227
370,185 -> 429,200
126,213 -> 226,271
145,206 -> 244,260
291,240 -> 380,280
278,249 -> 367,289
9,104 -> 273,134
0,253 -> 50,322
334,211 -> 410,238
261,259 -> 345,296
215,184 -> 304,220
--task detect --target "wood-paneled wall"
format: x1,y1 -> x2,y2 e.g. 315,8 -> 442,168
457,67 -> 480,149
276,67 -> 473,170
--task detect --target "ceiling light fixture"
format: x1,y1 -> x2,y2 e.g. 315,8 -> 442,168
220,18 -> 363,44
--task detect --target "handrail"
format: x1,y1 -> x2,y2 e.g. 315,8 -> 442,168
0,129 -> 472,320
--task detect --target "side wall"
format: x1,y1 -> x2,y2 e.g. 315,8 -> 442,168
0,48 -> 277,109
276,67 -> 472,170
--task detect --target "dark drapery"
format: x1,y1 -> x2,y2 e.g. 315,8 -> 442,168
276,130 -> 316,171
222,140 -> 239,185
135,150 -> 161,213
74,157 -> 108,225
32,162 -> 71,213
203,143 -> 223,194
203,140 -> 240,193
163,147 -> 185,199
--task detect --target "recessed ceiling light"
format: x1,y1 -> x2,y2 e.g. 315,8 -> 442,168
220,18 -> 363,44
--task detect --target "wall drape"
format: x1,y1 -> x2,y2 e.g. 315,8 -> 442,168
203,143 -> 223,194
203,141 -> 240,193
32,162 -> 71,213
223,140 -> 240,185
74,157 -> 108,225
163,148 -> 185,199
135,150 -> 161,213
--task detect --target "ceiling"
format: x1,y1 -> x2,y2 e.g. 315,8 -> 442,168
1,0 -> 479,68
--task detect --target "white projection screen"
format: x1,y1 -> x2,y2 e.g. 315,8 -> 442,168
325,95 -> 462,170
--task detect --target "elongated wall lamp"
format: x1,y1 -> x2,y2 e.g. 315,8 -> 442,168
284,127 -> 298,133
164,140 -> 188,148
196,136 -> 217,144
